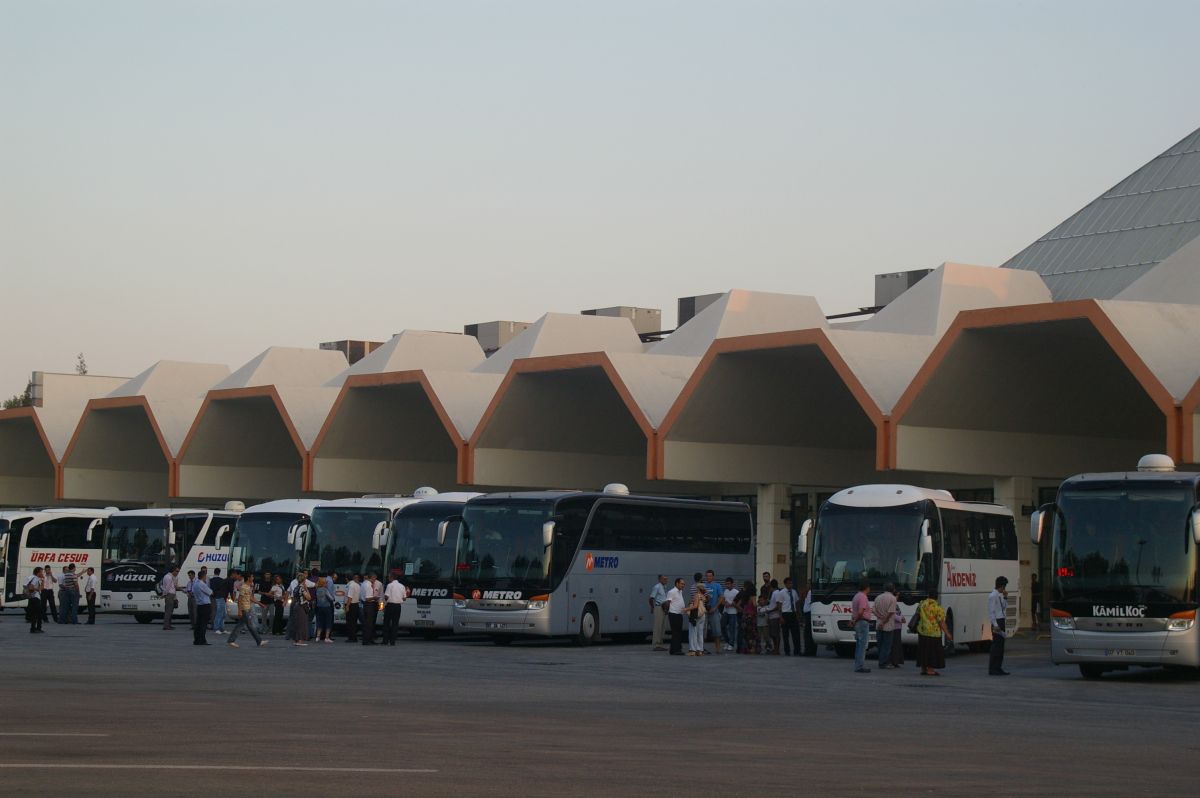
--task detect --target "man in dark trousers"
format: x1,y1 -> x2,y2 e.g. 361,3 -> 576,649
26,567 -> 45,633
344,573 -> 362,642
83,566 -> 98,624
988,576 -> 1010,676
360,573 -> 380,644
192,571 -> 213,645
666,577 -> 686,655
41,565 -> 59,624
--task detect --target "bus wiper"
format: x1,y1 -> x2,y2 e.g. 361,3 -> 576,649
819,579 -> 858,602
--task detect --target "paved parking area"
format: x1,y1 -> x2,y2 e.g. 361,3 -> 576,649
1,611 -> 1196,796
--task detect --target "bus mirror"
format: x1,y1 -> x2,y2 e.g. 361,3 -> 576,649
293,523 -> 309,552
214,524 -> 231,547
371,521 -> 388,549
86,518 -> 102,543
168,528 -> 177,546
1192,509 -> 1200,546
797,519 -> 812,555
542,521 -> 556,549
919,519 -> 933,556
1030,511 -> 1044,545
438,516 -> 462,547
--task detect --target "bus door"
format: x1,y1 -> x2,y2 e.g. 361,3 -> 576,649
3,518 -> 27,604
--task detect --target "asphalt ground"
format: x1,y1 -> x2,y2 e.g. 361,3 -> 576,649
1,610 -> 1198,797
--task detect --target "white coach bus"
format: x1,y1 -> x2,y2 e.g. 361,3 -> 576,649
1033,455 -> 1200,678
803,485 -> 1019,657
100,504 -> 243,623
445,486 -> 754,646
2,508 -> 113,609
382,492 -> 482,638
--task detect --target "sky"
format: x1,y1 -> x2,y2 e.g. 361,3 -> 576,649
2,1 -> 1198,397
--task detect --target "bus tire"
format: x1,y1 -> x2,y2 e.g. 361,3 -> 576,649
943,610 -> 957,657
833,643 -> 854,659
134,613 -> 154,624
422,631 -> 441,641
1079,664 -> 1104,679
491,635 -> 513,646
576,605 -> 599,646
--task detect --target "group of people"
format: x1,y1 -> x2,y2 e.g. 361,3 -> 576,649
650,570 -> 812,657
155,566 -> 411,649
21,563 -> 98,631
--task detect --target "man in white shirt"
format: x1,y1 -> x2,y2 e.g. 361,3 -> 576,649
42,565 -> 59,624
382,575 -> 407,646
666,577 -> 686,655
802,587 -> 816,656
183,570 -> 197,630
161,567 -> 179,630
361,573 -> 381,645
344,574 -> 363,643
720,577 -> 740,652
649,575 -> 669,651
988,576 -> 1010,676
25,568 -> 45,633
83,567 -> 98,625
777,577 -> 802,656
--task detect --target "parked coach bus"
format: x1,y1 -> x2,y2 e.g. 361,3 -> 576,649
101,504 -> 242,623
1033,454 -> 1200,678
382,492 -> 482,638
3,508 -> 113,609
803,485 -> 1019,657
444,485 -> 754,645
309,490 -> 442,624
227,499 -> 323,593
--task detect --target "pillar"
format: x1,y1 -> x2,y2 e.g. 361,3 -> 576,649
992,476 -> 1034,630
756,483 -> 791,583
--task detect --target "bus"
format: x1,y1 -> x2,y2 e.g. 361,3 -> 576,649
100,504 -> 242,623
1032,454 -> 1200,678
382,492 -> 481,638
803,485 -> 1019,657
227,498 -> 324,589
3,508 -> 113,610
308,493 -> 440,624
445,485 -> 754,645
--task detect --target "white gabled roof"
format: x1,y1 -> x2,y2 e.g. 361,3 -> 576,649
28,373 -> 129,459
216,347 -> 347,391
475,313 -> 644,375
652,289 -> 829,357
1116,235 -> 1200,305
105,360 -> 231,455
1095,300 -> 1200,400
827,329 -> 936,414
605,353 -> 701,428
861,262 -> 1052,337
421,370 -> 505,440
330,331 -> 486,387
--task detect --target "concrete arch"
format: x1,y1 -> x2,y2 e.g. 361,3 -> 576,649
656,330 -> 887,485
467,353 -> 657,490
310,371 -> 464,494
1182,378 -> 1200,465
176,387 -> 308,501
61,398 -> 173,504
889,300 -> 1179,477
0,408 -> 57,506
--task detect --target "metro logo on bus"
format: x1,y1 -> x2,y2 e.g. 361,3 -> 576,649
29,551 -> 90,564
584,553 -> 619,571
944,563 -> 977,588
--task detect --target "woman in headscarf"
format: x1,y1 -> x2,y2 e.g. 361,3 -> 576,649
915,592 -> 952,676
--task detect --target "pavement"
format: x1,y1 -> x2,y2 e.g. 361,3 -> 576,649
0,611 -> 1197,797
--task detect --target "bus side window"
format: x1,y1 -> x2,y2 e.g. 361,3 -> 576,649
25,517 -> 93,548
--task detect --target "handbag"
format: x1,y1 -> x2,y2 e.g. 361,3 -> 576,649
907,606 -> 921,634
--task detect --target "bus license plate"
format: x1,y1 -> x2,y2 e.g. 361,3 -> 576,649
1105,648 -> 1135,656
413,620 -> 434,627
122,604 -> 137,610
486,622 -> 506,630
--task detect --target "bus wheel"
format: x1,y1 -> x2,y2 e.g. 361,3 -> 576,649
422,631 -> 441,641
134,613 -> 154,624
576,605 -> 599,646
491,635 -> 513,646
1079,664 -> 1104,679
943,610 -> 957,657
833,643 -> 854,659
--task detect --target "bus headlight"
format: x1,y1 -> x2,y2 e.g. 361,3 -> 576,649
527,600 -> 547,610
526,594 -> 549,611
453,599 -> 466,609
1050,610 -> 1075,630
1167,610 -> 1196,631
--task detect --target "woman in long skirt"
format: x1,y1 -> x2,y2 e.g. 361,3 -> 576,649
291,576 -> 312,647
915,595 -> 952,675
738,582 -> 758,654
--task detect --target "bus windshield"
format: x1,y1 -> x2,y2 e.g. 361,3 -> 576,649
389,506 -> 459,583
1054,482 -> 1197,605
105,518 -> 169,566
231,513 -> 303,577
310,507 -> 388,581
456,500 -> 555,590
813,502 -> 924,593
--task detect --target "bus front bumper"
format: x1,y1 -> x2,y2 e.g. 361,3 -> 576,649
454,606 -> 550,636
1052,628 -> 1200,668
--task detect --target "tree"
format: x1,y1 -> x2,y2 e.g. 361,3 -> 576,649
75,352 -> 88,375
3,380 -> 32,410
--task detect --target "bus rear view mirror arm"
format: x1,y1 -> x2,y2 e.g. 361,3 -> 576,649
797,519 -> 812,555
920,519 -> 933,556
543,521 -> 556,549
1192,509 -> 1200,546
437,515 -> 462,547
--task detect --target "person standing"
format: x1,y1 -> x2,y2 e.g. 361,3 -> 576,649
873,582 -> 897,668
209,568 -> 228,635
344,574 -> 362,643
916,593 -> 952,676
889,594 -> 906,669
851,579 -> 872,673
192,571 -> 213,645
226,571 -> 267,648
257,571 -> 274,633
988,576 -> 1010,676
802,586 -> 816,657
702,570 -> 723,654
1030,573 -> 1042,633
649,574 -> 669,651
161,567 -> 179,630
59,564 -> 81,624
763,580 -> 783,655
360,573 -> 381,645
270,575 -> 286,635
291,570 -> 312,647
382,574 -> 407,646
42,565 -> 59,623
315,576 -> 336,643
666,577 -> 686,655
778,577 -> 802,656
25,567 -> 45,633
183,570 -> 197,630
83,566 -> 98,624
720,577 -> 740,652
687,578 -> 708,656
738,582 -> 758,654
